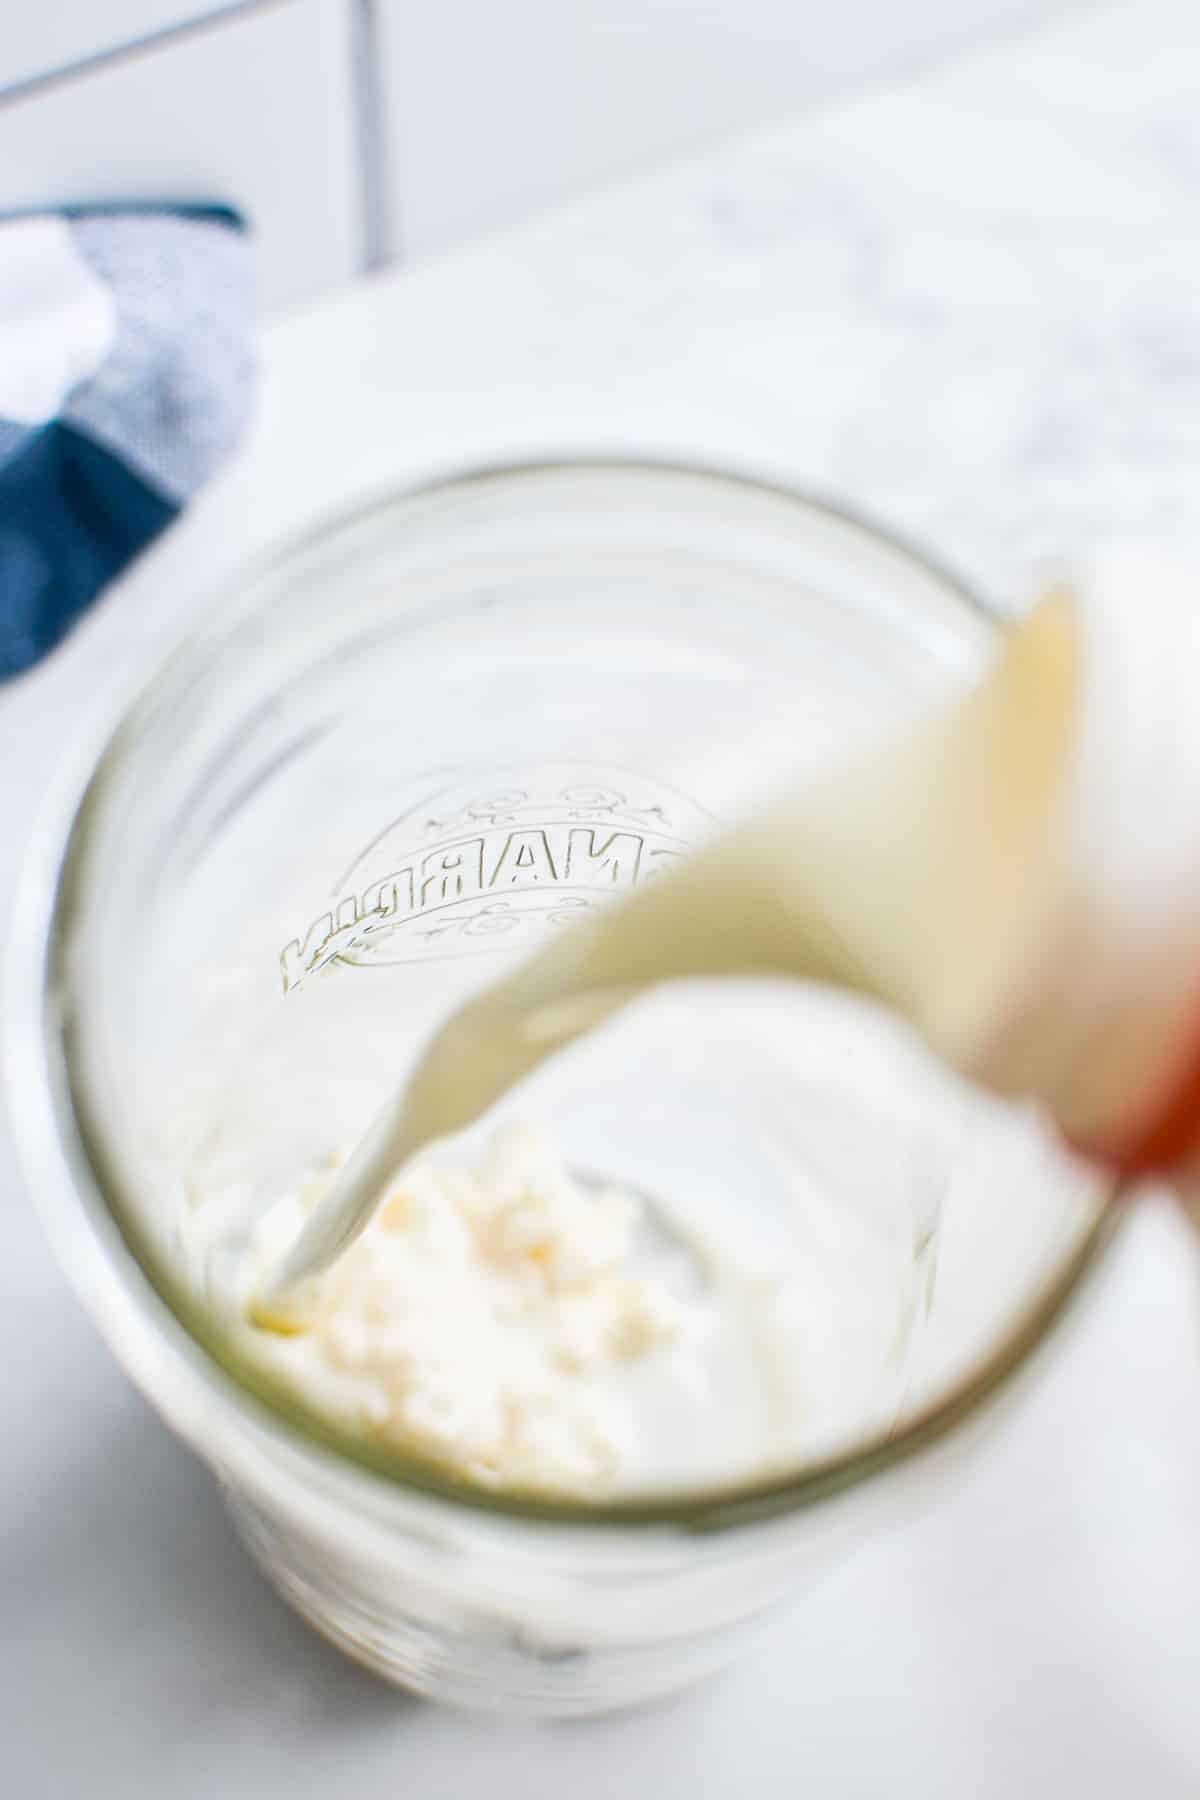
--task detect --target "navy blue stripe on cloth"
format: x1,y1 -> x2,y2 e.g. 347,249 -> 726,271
0,418 -> 176,676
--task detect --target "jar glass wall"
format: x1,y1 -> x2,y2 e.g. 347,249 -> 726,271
10,462 -> 1120,1715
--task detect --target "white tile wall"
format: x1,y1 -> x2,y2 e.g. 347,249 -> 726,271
0,0 -> 1067,311
0,0 -> 360,310
3,1 -> 248,96
375,0 -> 1059,257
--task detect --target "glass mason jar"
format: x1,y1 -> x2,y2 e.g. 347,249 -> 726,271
8,461 -> 1120,1717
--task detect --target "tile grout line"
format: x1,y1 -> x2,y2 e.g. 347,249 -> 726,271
0,0 -> 284,109
350,0 -> 399,271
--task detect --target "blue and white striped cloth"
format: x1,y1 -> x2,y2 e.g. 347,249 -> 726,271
0,206 -> 253,677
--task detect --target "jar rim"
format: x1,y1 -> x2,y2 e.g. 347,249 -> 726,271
8,454 -> 1126,1537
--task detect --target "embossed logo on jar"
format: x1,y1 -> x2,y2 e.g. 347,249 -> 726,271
278,774 -> 707,992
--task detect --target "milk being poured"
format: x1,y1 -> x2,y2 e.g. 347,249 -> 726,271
257,593 -> 1083,1321
264,557 -> 1200,1321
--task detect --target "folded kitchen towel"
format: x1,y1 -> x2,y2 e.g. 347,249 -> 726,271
0,206 -> 253,678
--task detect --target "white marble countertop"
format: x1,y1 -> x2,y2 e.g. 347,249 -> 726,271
6,1 -> 1200,1792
